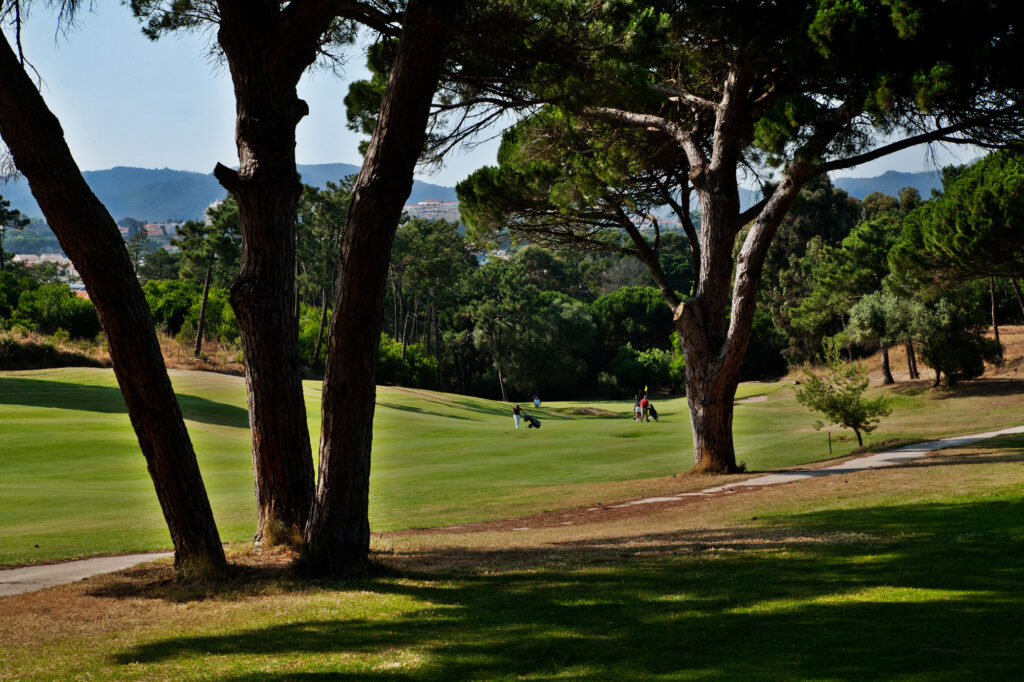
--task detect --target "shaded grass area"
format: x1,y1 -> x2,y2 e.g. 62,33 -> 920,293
2,368 -> 1024,566
2,438 -> 1023,679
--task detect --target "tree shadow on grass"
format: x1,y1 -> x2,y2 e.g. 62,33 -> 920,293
0,376 -> 249,429
106,498 -> 1024,679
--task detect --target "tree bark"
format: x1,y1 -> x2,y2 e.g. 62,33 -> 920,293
214,7 -> 324,542
880,346 -> 894,384
497,362 -> 509,402
906,341 -> 920,379
0,34 -> 225,573
302,0 -> 465,570
194,257 -> 213,357
990,276 -> 1000,346
312,287 -> 328,365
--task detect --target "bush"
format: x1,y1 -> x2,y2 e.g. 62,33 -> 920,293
144,280 -> 199,335
377,334 -> 438,388
12,283 -> 100,339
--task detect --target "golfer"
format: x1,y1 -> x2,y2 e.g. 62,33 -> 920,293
513,404 -> 522,429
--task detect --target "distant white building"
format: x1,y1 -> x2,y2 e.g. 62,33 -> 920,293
403,199 -> 460,224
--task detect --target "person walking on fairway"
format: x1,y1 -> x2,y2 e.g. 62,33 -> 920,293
513,404 -> 522,429
640,395 -> 650,422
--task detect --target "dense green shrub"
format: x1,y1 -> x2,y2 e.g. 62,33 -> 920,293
377,334 -> 438,388
12,283 -> 100,339
144,280 -> 199,335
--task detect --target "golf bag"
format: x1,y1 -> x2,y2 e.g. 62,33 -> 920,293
525,413 -> 541,428
648,404 -> 658,422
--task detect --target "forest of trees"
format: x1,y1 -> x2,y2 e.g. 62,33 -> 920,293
6,154 -> 1022,399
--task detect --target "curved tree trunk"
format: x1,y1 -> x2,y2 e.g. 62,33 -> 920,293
880,346 -> 894,384
194,257 -> 214,357
0,34 -> 225,573
214,9 -> 322,543
302,0 -> 465,570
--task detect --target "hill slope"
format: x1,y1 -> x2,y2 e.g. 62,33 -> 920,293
1,163 -> 459,221
832,169 -> 942,199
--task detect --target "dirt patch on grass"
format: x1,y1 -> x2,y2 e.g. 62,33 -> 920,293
735,394 -> 767,404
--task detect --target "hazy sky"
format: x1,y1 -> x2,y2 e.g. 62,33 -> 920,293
7,4 -> 977,188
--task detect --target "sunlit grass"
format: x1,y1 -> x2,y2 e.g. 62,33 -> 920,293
3,437 -> 1024,679
2,367 -> 1024,565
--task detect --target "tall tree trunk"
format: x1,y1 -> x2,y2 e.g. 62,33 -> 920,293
669,144 -> 812,473
1010,277 -> 1024,318
496,362 -> 509,402
312,286 -> 328,365
194,257 -> 214,357
880,346 -> 894,384
906,341 -> 920,379
409,295 -> 420,347
433,306 -> 442,388
853,427 -> 863,447
934,368 -> 942,387
391,279 -> 401,339
990,276 -> 1001,346
214,10 -> 318,543
0,34 -> 225,573
302,0 -> 465,570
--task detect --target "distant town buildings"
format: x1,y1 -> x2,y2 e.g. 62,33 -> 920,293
12,253 -> 83,293
402,199 -> 460,224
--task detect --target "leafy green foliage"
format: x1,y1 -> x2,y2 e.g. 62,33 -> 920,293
913,296 -> 1003,386
589,286 -> 673,351
795,341 -> 892,447
890,152 -> 1024,290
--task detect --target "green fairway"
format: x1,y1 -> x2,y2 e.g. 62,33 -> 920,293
2,435 -> 1023,679
2,367 -> 1024,566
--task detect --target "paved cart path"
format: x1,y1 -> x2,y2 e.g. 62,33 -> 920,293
0,553 -> 173,597
4,424 -> 1024,596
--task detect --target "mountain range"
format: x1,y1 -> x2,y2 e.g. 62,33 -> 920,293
0,163 -> 939,223
1,163 -> 458,222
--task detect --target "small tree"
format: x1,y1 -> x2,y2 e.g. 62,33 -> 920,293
795,340 -> 892,448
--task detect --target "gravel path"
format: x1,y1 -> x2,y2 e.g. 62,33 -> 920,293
3,424 -> 1023,597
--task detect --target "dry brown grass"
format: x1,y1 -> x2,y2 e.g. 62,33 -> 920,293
157,333 -> 245,375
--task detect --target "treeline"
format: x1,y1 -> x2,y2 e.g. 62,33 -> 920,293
133,179 -> 696,398
5,153 -> 1020,395
757,152 -> 1023,386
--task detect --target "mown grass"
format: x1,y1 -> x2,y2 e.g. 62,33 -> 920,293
2,367 -> 1023,565
2,436 -> 1022,679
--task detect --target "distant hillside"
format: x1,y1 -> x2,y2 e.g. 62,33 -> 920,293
831,170 -> 942,199
1,163 -> 458,221
0,163 -> 942,222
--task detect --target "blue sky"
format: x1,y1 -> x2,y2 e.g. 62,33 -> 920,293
7,4 -> 976,188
